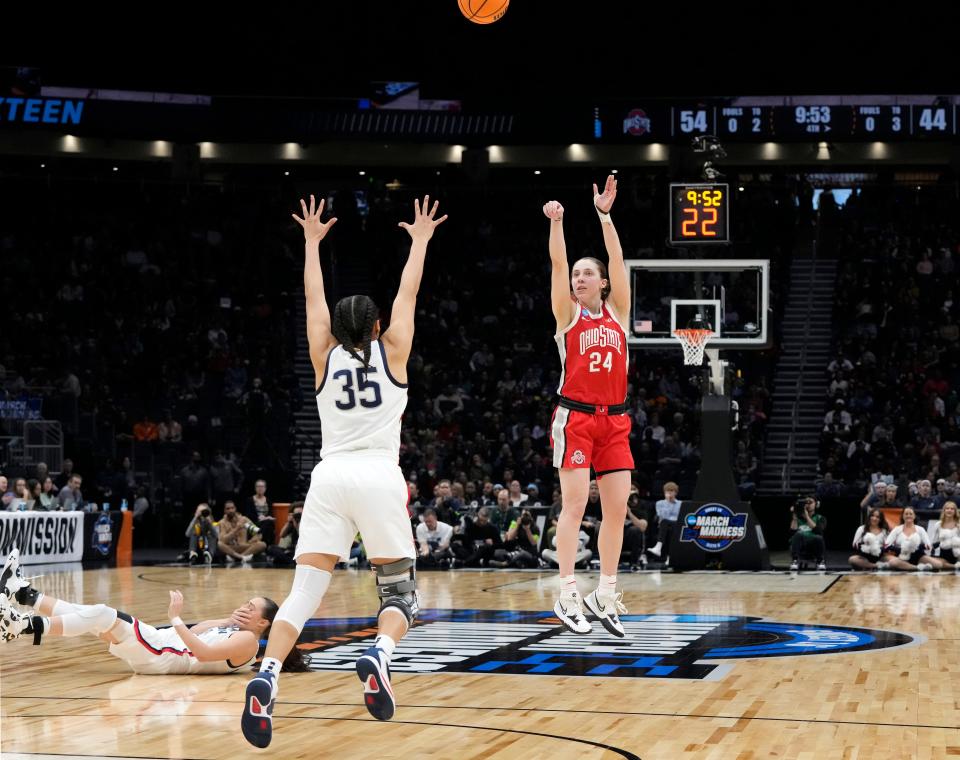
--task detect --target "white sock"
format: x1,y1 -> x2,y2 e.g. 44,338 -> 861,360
598,574 -> 617,597
559,575 -> 578,597
260,656 -> 283,675
52,599 -> 81,616
375,634 -> 396,657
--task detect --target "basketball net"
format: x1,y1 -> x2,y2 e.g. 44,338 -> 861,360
673,328 -> 714,366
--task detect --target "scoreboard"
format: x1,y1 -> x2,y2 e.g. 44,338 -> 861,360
598,101 -> 958,141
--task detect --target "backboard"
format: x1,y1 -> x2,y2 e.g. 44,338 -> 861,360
625,259 -> 770,349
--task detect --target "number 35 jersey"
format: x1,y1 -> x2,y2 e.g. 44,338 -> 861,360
555,304 -> 628,406
316,339 -> 408,461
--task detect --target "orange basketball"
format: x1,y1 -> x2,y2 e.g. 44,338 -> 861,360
458,0 -> 509,24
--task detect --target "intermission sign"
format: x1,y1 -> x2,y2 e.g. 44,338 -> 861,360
292,609 -> 920,681
0,512 -> 84,563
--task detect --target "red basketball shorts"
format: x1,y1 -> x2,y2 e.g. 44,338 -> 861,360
550,405 -> 634,475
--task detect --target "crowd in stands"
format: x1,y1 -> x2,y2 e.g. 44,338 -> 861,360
0,178 -> 302,538
0,168 -> 798,559
816,186 -> 960,512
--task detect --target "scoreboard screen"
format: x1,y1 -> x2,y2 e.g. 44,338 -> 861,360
595,101 -> 960,141
669,183 -> 730,245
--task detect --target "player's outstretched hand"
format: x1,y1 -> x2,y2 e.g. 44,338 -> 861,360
593,175 -> 617,214
399,195 -> 448,242
292,194 -> 338,242
168,589 -> 185,620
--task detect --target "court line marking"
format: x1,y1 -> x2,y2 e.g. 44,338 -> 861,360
0,752 -> 202,760
3,713 -> 641,760
819,575 -> 842,594
7,694 -> 959,732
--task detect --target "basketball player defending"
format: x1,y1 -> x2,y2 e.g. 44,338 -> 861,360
240,194 -> 447,747
543,175 -> 632,638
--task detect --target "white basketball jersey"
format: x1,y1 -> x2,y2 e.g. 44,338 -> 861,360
316,339 -> 407,460
110,620 -> 255,675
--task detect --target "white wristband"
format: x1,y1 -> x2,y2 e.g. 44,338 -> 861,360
171,616 -> 184,627
593,194 -> 612,225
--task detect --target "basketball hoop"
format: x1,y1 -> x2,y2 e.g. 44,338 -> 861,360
673,328 -> 714,366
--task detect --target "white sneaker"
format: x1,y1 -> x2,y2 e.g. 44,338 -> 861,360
1,548 -> 34,603
918,563 -> 932,572
241,554 -> 254,564
816,561 -> 827,571
553,592 -> 592,634
225,555 -> 238,565
789,560 -> 799,571
648,543 -> 662,558
0,594 -> 30,642
954,564 -> 960,573
583,589 -> 627,638
875,561 -> 890,571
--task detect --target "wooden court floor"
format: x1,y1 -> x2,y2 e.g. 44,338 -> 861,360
1,564 -> 958,759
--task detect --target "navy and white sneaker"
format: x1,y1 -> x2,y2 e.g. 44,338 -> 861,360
241,670 -> 277,748
1,548 -> 39,607
583,589 -> 627,638
553,591 -> 592,634
356,645 -> 396,720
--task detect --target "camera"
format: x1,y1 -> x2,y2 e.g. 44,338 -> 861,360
520,512 -> 532,526
200,508 -> 211,519
702,161 -> 725,180
793,497 -> 810,518
691,135 -> 725,157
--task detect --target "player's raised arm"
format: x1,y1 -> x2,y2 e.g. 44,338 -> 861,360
382,195 -> 448,374
544,201 -> 575,331
292,194 -> 338,386
167,590 -> 258,663
592,175 -> 630,326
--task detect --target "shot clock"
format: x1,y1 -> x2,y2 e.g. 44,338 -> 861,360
669,183 -> 730,244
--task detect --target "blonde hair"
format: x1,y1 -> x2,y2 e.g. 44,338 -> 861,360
664,482 -> 679,494
939,500 -> 959,526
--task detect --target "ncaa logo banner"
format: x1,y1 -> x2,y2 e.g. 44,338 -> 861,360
681,503 -> 748,552
290,609 -> 920,681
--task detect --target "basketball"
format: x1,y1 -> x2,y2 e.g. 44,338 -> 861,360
458,0 -> 509,24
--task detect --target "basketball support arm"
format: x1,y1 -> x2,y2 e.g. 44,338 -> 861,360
704,348 -> 727,397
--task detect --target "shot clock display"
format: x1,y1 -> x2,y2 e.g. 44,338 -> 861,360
669,183 -> 730,244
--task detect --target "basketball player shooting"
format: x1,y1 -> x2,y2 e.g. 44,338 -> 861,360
543,175 -> 632,638
240,194 -> 447,747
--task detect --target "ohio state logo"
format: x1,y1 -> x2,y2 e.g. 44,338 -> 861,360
570,450 -> 586,465
623,108 -> 652,136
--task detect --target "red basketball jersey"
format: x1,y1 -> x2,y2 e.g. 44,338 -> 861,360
555,303 -> 628,405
